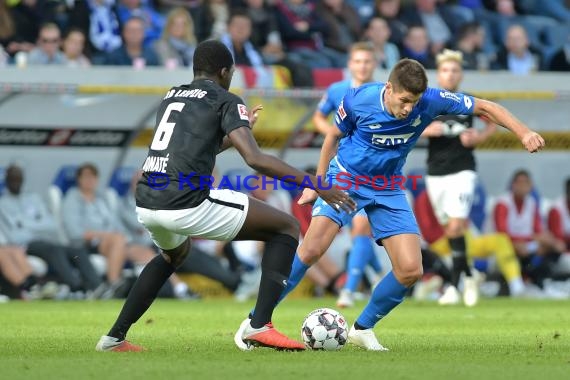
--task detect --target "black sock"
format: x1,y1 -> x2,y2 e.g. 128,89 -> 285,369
108,255 -> 175,340
20,275 -> 37,291
250,234 -> 297,329
354,321 -> 366,330
449,236 -> 471,287
422,248 -> 452,284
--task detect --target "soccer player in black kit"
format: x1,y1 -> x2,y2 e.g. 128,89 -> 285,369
96,40 -> 354,352
421,50 -> 497,307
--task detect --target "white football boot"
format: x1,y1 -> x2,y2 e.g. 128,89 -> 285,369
463,277 -> 480,307
336,289 -> 354,308
438,285 -> 461,305
347,325 -> 389,351
234,317 -> 255,351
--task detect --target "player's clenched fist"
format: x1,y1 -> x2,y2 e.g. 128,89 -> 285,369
521,131 -> 545,153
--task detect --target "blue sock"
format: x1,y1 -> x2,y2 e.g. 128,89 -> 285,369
277,253 -> 310,303
345,236 -> 372,292
367,245 -> 382,274
355,271 -> 408,329
250,253 -> 309,317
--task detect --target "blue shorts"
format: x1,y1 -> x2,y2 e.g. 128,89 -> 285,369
312,159 -> 419,242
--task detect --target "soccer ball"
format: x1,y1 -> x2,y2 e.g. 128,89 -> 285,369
301,308 -> 348,350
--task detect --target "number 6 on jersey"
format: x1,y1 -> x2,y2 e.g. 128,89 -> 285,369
150,102 -> 185,151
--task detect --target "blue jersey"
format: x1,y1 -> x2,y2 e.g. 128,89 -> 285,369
333,82 -> 475,195
317,80 -> 352,117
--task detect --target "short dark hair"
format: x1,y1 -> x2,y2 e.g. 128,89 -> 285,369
77,163 -> 99,180
228,8 -> 251,24
511,169 -> 530,184
388,58 -> 428,95
193,39 -> 234,76
458,21 -> 481,41
565,177 -> 570,194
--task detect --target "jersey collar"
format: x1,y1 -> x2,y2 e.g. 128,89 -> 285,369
379,86 -> 386,112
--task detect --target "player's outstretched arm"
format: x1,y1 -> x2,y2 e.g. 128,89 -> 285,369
228,126 -> 356,212
473,98 -> 545,153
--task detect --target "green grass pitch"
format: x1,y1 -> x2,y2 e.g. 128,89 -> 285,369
1,298 -> 569,380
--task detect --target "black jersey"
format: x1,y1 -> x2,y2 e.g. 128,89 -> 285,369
427,112 -> 476,176
136,79 -> 251,210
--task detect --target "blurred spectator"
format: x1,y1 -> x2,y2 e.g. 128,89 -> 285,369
547,178 -> 570,251
0,165 -> 103,295
493,24 -> 540,74
454,21 -> 488,70
193,0 -> 230,41
27,22 -> 66,65
243,0 -> 281,51
9,0 -> 43,47
532,0 -> 570,23
221,10 -> 272,87
483,0 -> 558,50
154,7 -> 196,67
275,0 -> 343,68
400,25 -> 436,69
363,17 -> 400,70
243,0 -> 314,87
158,0 -> 202,14
549,36 -> 570,72
87,0 -> 122,57
104,16 -> 160,66
372,0 -> 407,48
494,170 -> 565,288
0,246 -> 37,299
0,0 -> 19,59
61,163 -> 130,297
62,28 -> 91,67
345,0 -> 375,24
116,0 -> 165,46
401,0 -> 454,54
317,0 -> 361,59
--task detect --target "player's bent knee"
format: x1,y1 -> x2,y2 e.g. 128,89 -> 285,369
161,239 -> 190,268
394,265 -> 423,287
298,244 -> 325,265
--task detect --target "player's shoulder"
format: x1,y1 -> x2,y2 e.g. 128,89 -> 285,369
328,80 -> 351,93
347,82 -> 383,103
353,82 -> 383,96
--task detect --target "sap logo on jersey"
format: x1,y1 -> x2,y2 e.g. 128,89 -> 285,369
372,132 -> 414,146
237,104 -> 249,121
164,88 -> 208,99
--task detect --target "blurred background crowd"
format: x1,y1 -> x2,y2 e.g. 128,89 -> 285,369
0,0 -> 569,87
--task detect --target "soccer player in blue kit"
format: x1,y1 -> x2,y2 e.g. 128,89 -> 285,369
312,42 -> 383,309
235,58 -> 545,351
